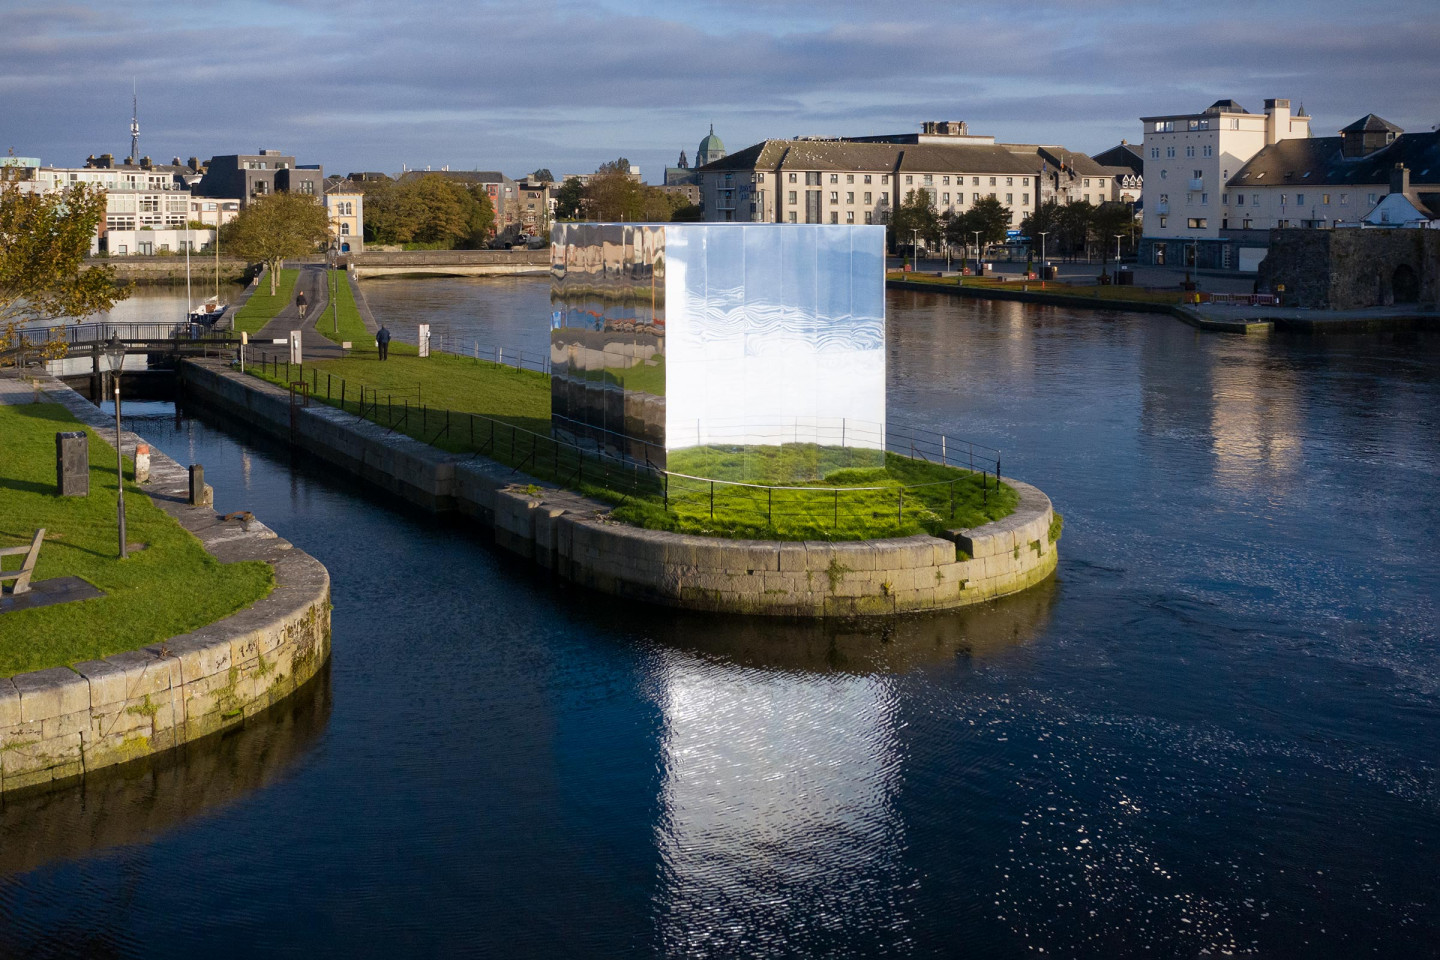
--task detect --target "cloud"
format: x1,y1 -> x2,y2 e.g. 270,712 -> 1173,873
1,0 -> 1436,181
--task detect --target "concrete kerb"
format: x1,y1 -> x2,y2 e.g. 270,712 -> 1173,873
0,374 -> 331,798
178,358 -> 1059,618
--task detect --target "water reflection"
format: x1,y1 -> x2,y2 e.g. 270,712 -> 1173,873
0,665 -> 330,878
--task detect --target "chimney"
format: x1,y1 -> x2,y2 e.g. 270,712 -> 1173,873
1391,163 -> 1410,195
140,155 -> 151,169
1264,98 -> 1292,145
188,157 -> 200,171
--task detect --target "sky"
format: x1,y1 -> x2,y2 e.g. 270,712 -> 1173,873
3,0 -> 1438,184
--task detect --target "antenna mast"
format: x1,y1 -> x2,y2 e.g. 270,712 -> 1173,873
129,81 -> 139,162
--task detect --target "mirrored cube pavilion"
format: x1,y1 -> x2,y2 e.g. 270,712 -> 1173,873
550,223 -> 887,479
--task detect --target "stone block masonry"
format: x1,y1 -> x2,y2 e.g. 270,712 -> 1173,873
179,359 -> 1057,618
1,380 -> 330,798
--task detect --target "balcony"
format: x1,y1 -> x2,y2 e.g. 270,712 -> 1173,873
1155,202 -> 1169,215
1188,178 -> 1205,191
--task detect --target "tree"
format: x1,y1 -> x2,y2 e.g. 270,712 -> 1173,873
555,177 -> 584,220
1,181 -> 126,355
968,196 -> 1013,247
1055,200 -> 1096,258
1093,202 -> 1137,258
354,176 -> 495,248
889,189 -> 941,253
221,191 -> 330,294
1019,199 -> 1063,248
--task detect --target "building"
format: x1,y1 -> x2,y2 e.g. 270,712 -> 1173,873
193,150 -> 324,206
1092,142 -> 1144,203
323,185 -> 364,253
1139,98 -> 1311,270
695,123 -> 1111,228
666,125 -> 728,190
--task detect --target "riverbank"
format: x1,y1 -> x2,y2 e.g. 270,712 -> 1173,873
0,373 -> 331,796
179,358 -> 1057,616
90,256 -> 253,287
887,274 -> 1438,334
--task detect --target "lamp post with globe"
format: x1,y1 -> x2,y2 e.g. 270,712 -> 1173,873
104,333 -> 128,559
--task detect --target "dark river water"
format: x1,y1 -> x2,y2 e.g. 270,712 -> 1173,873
2,280 -> 1438,958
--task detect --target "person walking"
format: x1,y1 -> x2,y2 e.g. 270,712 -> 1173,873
376,324 -> 391,361
295,289 -> 308,319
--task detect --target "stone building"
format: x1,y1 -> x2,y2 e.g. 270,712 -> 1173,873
1257,227 -> 1438,309
696,122 -> 1110,227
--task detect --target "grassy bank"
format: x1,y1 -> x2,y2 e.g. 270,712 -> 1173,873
0,402 -> 273,678
315,273 -> 373,346
889,271 -> 1189,305
230,268 -> 299,336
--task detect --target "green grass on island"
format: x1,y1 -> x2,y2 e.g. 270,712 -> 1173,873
0,402 -> 274,679
230,268 -> 300,336
236,281 -> 1016,540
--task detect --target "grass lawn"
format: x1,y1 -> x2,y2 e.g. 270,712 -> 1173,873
607,447 -> 1016,541
0,402 -> 273,679
314,271 -> 373,346
246,346 -> 552,436
230,268 -> 299,336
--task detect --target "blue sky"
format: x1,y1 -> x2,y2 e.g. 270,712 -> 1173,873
3,0 -> 1437,183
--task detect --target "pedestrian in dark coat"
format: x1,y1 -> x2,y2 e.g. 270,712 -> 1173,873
296,290 -> 308,319
376,324 -> 391,360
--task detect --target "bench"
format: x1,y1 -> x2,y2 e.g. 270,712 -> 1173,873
0,528 -> 45,596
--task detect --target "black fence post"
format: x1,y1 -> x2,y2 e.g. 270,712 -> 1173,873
898,489 -> 904,523
340,380 -> 346,410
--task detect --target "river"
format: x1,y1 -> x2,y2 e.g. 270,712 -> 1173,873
1,278 -> 1436,958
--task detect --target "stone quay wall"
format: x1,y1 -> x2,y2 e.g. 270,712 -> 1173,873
1257,229 -> 1440,311
347,249 -> 549,279
179,359 -> 1058,617
1,381 -> 331,797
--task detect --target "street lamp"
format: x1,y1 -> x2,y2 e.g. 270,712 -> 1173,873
104,333 -> 127,559
1038,231 -> 1049,287
329,240 -> 340,335
972,230 -> 981,276
912,229 -> 920,271
1114,234 -> 1123,284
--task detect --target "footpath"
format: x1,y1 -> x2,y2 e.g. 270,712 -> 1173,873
0,370 -> 331,798
253,264 -> 379,361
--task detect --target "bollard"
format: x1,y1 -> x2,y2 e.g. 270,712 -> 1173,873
188,463 -> 213,507
134,443 -> 151,483
56,431 -> 89,496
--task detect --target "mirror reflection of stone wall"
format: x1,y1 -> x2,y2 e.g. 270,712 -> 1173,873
551,224 -> 886,482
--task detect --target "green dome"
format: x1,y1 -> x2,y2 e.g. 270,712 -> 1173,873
696,124 -> 725,165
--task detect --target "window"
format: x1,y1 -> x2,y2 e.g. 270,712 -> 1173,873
1022,193 -> 1029,204
846,192 -> 854,203
1159,216 -> 1168,227
1323,194 -> 1331,205
943,176 -> 950,185
972,177 -> 979,185
1201,193 -> 1208,205
989,192 -> 996,200
1151,148 -> 1160,159
1367,193 -> 1377,205
806,172 -> 821,186
973,193 -> 980,202
1280,194 -> 1288,205
1296,193 -> 1305,206
942,193 -> 949,204
864,175 -> 872,184
1160,170 -> 1167,179
846,174 -> 854,183
880,192 -> 889,203
1278,219 -> 1290,228
881,175 -> 888,184
340,222 -> 351,235
787,191 -> 796,203
1192,170 -> 1202,180
1006,177 -> 1014,186
1339,193 -> 1348,204
1242,218 -> 1252,229
923,174 -> 933,185
1187,217 -> 1207,228
1098,179 -> 1106,189
1084,178 -> 1091,187
1185,146 -> 1194,158
830,212 -> 838,223
989,177 -> 996,186
829,174 -> 838,183
906,175 -> 913,184
299,181 -> 315,195
1155,121 -> 1174,133
116,244 -> 127,254
1203,145 -> 1213,157
1166,147 -> 1175,158
864,192 -> 872,203
787,211 -> 797,223
1006,193 -> 1013,203
846,211 -> 855,223
830,192 -> 839,202
1159,193 -> 1168,203
788,173 -> 797,183
1236,194 -> 1243,206
1221,193 -> 1228,205
865,211 -> 873,224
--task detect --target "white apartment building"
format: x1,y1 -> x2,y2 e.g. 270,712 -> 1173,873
1140,98 -> 1310,269
698,131 -> 1112,230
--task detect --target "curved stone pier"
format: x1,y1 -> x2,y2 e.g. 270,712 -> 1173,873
0,380 -> 331,798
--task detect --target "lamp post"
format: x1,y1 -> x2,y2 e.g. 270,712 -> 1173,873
912,229 -> 920,271
972,230 -> 981,276
1038,231 -> 1048,287
104,333 -> 127,559
329,240 -> 340,335
1114,234 -> 1123,284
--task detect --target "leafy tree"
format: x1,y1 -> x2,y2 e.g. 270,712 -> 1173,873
363,176 -> 495,247
221,191 -> 330,294
1019,199 -> 1064,249
889,189 -> 941,253
967,196 -> 1013,247
1,181 -> 126,355
584,168 -> 645,221
1093,202 -> 1137,258
555,177 -> 584,220
597,157 -> 632,175
1055,200 -> 1096,257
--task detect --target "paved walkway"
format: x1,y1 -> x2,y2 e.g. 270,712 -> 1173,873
254,264 -> 350,360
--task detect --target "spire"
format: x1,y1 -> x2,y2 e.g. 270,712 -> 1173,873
129,80 -> 139,164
